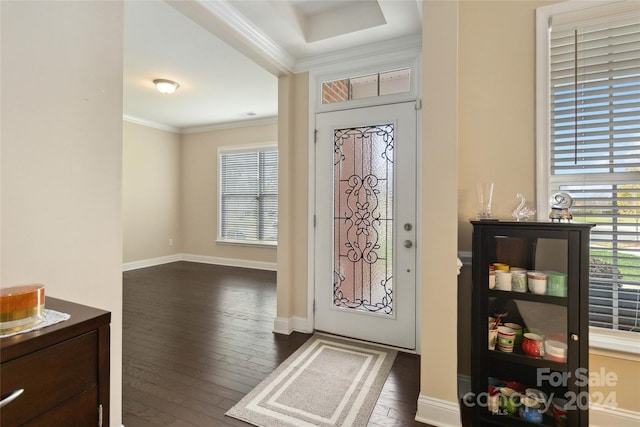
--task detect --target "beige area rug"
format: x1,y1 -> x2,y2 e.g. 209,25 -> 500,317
225,334 -> 397,427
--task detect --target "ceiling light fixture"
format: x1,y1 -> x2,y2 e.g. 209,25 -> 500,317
153,79 -> 179,94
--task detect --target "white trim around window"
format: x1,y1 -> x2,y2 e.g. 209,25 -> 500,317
217,142 -> 278,247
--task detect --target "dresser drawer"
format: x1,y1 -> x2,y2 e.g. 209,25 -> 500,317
1,330 -> 98,426
22,388 -> 98,427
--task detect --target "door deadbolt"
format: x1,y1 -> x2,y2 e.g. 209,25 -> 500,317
404,223 -> 413,231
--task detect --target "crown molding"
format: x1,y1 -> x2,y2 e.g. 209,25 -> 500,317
294,34 -> 422,73
181,116 -> 278,134
123,115 -> 181,134
186,1 -> 421,76
198,0 -> 296,73
179,0 -> 296,75
124,114 -> 277,135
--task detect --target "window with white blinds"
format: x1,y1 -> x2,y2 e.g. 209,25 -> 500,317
219,146 -> 278,244
541,1 -> 640,334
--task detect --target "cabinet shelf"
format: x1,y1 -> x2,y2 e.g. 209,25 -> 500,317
488,289 -> 568,306
489,349 -> 567,370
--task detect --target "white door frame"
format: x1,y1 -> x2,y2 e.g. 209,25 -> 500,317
305,52 -> 423,353
314,102 -> 418,348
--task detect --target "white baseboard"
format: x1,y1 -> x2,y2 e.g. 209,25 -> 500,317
273,316 -> 313,335
292,316 -> 312,333
273,317 -> 293,334
122,253 -> 277,272
415,395 -> 461,426
122,254 -> 182,271
182,253 -> 277,271
591,404 -> 640,427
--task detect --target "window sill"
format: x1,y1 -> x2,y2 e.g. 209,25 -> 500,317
216,239 -> 277,249
589,328 -> 640,361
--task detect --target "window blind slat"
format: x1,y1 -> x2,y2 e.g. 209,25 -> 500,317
552,155 -> 640,166
552,26 -> 640,50
553,78 -> 640,93
553,19 -> 640,38
552,5 -> 640,34
551,64 -> 640,82
552,39 -> 640,63
552,140 -> 639,153
552,115 -> 639,126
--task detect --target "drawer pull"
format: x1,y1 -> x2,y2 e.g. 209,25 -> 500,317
0,388 -> 24,408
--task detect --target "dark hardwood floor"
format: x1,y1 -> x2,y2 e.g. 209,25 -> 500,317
123,261 -> 427,426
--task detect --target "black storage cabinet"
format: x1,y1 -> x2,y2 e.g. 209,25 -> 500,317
469,220 -> 594,426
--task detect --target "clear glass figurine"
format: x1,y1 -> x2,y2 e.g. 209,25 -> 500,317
512,193 -> 536,222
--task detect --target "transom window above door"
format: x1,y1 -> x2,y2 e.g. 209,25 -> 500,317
321,68 -> 411,104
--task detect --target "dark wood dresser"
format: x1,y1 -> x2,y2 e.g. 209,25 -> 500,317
1,297 -> 110,426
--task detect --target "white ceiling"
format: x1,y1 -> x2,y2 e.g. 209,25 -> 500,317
123,0 -> 422,133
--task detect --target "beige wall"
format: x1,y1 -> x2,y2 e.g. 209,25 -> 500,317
277,74 -> 295,319
456,0 -> 639,414
181,123 -> 278,264
0,2 -> 124,425
291,73 -> 310,318
420,0 -> 461,407
123,121 -> 182,263
276,73 -> 310,323
458,0 -> 548,246
589,352 -> 640,411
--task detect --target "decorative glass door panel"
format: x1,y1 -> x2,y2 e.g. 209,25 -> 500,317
333,125 -> 394,315
315,102 -> 417,349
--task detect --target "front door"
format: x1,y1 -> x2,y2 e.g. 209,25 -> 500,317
314,102 -> 417,349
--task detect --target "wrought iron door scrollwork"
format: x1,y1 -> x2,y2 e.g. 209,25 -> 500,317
345,174 -> 380,263
333,124 -> 394,314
